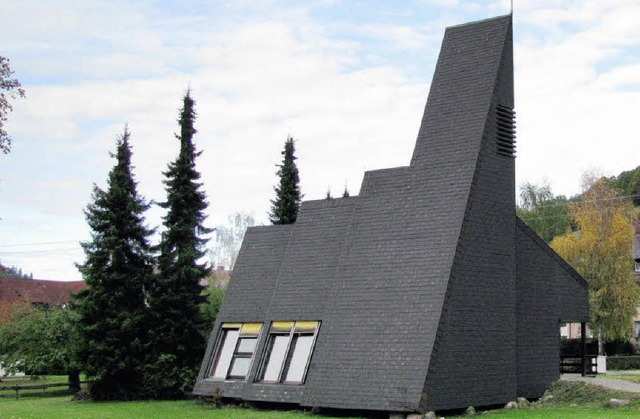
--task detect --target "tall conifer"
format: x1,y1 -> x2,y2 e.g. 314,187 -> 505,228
269,136 -> 301,224
147,90 -> 210,397
75,127 -> 154,400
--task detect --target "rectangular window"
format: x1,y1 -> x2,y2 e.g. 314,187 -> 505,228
259,321 -> 320,384
210,322 -> 262,380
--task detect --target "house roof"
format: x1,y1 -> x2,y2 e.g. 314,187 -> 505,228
0,277 -> 86,305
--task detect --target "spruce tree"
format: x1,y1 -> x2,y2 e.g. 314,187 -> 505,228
269,136 -> 301,224
147,90 -> 210,398
75,127 -> 154,400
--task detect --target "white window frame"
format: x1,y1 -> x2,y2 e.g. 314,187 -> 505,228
258,321 -> 320,385
209,322 -> 262,381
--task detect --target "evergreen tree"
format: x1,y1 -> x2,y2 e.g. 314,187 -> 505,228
269,136 -> 301,224
147,90 -> 210,398
74,127 -> 154,400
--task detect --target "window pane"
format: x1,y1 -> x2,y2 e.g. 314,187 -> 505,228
211,329 -> 239,379
284,335 -> 315,383
237,337 -> 257,353
262,335 -> 290,382
229,357 -> 251,378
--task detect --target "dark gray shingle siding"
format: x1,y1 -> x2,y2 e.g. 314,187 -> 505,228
515,221 -> 588,398
195,13 -> 589,413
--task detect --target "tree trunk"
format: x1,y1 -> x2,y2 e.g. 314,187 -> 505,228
68,370 -> 81,393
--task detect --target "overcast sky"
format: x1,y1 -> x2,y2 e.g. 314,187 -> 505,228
1,0 -> 640,281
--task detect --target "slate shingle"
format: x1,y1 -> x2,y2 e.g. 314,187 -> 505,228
194,14 -> 589,413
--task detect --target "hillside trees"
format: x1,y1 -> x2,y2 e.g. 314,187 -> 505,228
74,127 -> 155,400
269,136 -> 301,224
147,90 -> 211,398
551,179 -> 639,354
516,181 -> 572,243
609,165 -> 640,206
0,56 -> 25,154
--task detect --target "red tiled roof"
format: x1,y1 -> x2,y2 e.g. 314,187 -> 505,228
0,277 -> 86,305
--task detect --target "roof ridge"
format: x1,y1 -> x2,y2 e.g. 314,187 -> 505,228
446,14 -> 511,30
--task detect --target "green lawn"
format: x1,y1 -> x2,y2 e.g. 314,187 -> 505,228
0,396 -> 360,419
3,380 -> 640,419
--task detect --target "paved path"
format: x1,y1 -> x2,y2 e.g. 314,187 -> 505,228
561,373 -> 640,393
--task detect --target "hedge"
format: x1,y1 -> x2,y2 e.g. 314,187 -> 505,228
607,356 -> 640,370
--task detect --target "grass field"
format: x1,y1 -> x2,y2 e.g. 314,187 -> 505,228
0,396 -> 363,419
2,379 -> 640,418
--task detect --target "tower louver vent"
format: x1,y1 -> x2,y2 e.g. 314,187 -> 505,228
496,104 -> 516,157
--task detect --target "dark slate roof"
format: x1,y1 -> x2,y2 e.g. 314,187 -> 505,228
196,14 -> 589,413
515,217 -> 588,290
0,277 -> 86,305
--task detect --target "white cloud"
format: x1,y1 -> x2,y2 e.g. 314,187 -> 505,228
514,0 -> 640,196
2,0 -> 640,281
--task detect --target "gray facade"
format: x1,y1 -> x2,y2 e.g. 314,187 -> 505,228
194,14 -> 589,413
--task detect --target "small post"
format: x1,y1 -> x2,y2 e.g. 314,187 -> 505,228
581,322 -> 587,376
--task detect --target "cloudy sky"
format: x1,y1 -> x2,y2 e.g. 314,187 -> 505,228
1,0 -> 639,281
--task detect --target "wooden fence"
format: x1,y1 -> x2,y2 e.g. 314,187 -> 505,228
0,381 -> 86,398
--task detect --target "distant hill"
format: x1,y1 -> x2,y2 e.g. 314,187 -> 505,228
608,166 -> 640,206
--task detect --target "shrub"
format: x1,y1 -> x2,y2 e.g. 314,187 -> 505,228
607,356 -> 640,370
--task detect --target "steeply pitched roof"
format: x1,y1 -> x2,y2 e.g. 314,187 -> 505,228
0,277 -> 86,305
196,13 -> 589,413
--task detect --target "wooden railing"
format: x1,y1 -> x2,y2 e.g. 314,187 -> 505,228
560,355 -> 598,376
0,381 -> 85,398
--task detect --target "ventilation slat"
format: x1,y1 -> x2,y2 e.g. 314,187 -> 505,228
496,104 -> 516,157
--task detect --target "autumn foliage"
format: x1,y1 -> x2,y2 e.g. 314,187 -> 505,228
552,179 -> 639,343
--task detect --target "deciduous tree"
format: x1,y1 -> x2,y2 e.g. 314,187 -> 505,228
148,90 -> 210,398
269,136 -> 301,224
516,181 -> 572,243
0,305 -> 81,391
551,179 -> 639,354
209,212 -> 255,270
74,127 -> 155,400
0,56 -> 25,154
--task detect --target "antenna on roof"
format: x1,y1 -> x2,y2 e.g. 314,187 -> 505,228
510,0 -> 513,14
